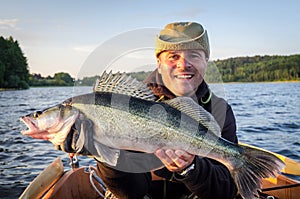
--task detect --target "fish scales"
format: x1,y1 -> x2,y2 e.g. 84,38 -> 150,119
71,92 -> 212,154
71,92 -> 244,174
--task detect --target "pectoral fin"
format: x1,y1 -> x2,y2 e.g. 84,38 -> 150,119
93,143 -> 120,166
75,117 -> 120,166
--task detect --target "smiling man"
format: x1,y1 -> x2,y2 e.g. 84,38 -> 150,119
154,22 -> 209,98
97,22 -> 239,199
157,49 -> 207,97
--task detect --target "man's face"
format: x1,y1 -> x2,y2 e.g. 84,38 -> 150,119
157,50 -> 208,96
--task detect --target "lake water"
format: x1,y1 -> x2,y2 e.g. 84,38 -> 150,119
0,82 -> 299,198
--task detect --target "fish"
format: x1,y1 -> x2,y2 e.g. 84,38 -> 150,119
20,71 -> 285,199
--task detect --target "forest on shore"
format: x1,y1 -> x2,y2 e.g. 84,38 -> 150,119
0,36 -> 299,89
213,54 -> 299,82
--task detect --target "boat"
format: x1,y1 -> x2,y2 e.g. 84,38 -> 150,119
19,157 -> 106,199
19,158 -> 300,199
20,146 -> 300,199
262,175 -> 300,199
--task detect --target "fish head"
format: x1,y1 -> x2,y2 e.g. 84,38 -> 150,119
20,103 -> 79,145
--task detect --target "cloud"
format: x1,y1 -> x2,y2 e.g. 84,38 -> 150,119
0,18 -> 19,29
72,44 -> 97,53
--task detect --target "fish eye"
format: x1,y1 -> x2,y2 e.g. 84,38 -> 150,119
33,111 -> 42,118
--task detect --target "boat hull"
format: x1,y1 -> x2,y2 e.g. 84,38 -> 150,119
41,166 -> 300,199
20,156 -> 300,199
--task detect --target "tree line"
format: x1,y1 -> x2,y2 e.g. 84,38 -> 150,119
213,55 -> 300,82
29,72 -> 74,87
0,36 -> 299,89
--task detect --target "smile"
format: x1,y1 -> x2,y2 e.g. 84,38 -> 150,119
175,74 -> 194,79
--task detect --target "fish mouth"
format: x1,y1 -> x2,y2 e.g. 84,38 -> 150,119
20,116 -> 54,140
20,116 -> 44,135
20,111 -> 79,141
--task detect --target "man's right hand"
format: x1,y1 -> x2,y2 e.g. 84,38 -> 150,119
154,148 -> 195,173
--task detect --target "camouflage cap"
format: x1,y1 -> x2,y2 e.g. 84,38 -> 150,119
155,22 -> 210,58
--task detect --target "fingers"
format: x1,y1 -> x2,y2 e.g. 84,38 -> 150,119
166,149 -> 187,168
174,150 -> 194,163
155,149 -> 181,169
155,149 -> 195,172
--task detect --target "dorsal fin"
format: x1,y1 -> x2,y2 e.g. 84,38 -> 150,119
93,71 -> 156,101
165,97 -> 221,137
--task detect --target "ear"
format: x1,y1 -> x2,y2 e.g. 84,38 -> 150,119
205,57 -> 209,63
157,58 -> 162,74
156,57 -> 161,65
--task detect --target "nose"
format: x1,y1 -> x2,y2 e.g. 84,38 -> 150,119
176,55 -> 192,69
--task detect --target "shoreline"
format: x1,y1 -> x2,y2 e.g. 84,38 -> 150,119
209,80 -> 300,84
1,80 -> 299,91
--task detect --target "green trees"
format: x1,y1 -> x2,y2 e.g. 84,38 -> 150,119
29,72 -> 74,86
53,72 -> 74,86
0,36 -> 30,89
214,55 -> 300,82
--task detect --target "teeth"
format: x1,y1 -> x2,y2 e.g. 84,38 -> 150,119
176,75 -> 193,79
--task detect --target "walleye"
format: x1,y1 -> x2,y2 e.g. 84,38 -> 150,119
20,71 -> 284,199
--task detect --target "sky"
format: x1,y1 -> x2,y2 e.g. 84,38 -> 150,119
1,0 -> 299,78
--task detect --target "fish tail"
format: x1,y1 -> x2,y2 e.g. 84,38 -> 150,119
231,145 -> 285,199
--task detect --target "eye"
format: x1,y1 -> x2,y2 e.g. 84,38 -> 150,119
167,54 -> 180,60
33,111 -> 42,118
189,53 -> 201,59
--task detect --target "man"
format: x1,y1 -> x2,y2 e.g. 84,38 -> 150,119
97,22 -> 238,199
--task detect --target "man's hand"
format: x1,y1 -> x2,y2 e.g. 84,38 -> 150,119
155,149 -> 195,172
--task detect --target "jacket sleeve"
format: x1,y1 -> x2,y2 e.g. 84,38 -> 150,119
97,162 -> 151,199
174,157 -> 238,199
